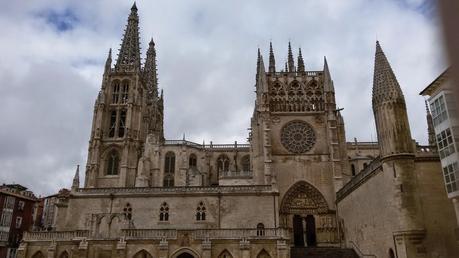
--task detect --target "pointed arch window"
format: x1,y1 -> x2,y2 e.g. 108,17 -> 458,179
196,201 -> 206,221
257,223 -> 265,236
118,110 -> 127,137
112,81 -> 120,103
106,150 -> 120,175
159,202 -> 169,221
218,250 -> 233,258
59,251 -> 69,258
189,154 -> 197,168
217,155 -> 230,173
165,152 -> 175,174
241,155 -> 250,172
121,80 -> 129,104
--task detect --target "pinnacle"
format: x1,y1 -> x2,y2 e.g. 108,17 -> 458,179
372,41 -> 404,106
149,37 -> 155,46
269,42 -> 276,73
131,2 -> 138,12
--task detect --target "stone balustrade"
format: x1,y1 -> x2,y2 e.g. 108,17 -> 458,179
76,185 -> 272,195
164,140 -> 250,151
193,228 -> 290,240
122,229 -> 177,240
22,230 -> 89,241
220,170 -> 253,178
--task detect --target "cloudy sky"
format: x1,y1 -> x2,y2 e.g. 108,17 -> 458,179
0,0 -> 446,196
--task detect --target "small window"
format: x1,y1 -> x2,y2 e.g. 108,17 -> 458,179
159,202 -> 169,222
123,203 -> 132,220
257,223 -> 265,236
107,150 -> 120,175
443,162 -> 459,193
241,155 -> 250,172
436,128 -> 455,159
18,201 -> 25,211
108,110 -> 117,138
15,217 -> 22,228
217,155 -> 230,172
196,201 -> 206,221
112,81 -> 120,104
118,110 -> 127,137
351,164 -> 356,176
189,154 -> 197,168
121,81 -> 129,103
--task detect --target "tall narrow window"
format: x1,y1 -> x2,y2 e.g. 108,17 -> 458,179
107,150 -> 120,175
443,162 -> 459,193
217,155 -> 230,172
196,201 -> 206,221
109,111 -> 117,138
159,202 -> 169,221
121,81 -> 129,104
112,81 -> 120,104
351,164 -> 356,176
118,110 -> 127,137
256,223 -> 265,236
437,128 -> 455,158
189,154 -> 197,168
241,155 -> 250,172
164,152 -> 175,187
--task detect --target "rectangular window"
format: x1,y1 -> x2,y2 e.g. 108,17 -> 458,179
436,128 -> 455,159
15,217 -> 22,229
18,201 -> 25,211
0,211 -> 12,227
430,95 -> 448,126
443,162 -> 459,193
4,196 -> 15,209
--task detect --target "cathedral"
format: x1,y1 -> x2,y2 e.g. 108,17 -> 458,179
17,4 -> 459,258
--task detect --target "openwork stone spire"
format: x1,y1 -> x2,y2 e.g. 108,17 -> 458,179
287,42 -> 295,72
104,48 -> 112,74
144,38 -> 158,99
297,48 -> 305,72
115,3 -> 141,71
426,100 -> 436,146
372,41 -> 405,107
323,56 -> 334,92
269,42 -> 276,73
72,165 -> 80,191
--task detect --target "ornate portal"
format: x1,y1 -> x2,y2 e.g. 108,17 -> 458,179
280,120 -> 316,154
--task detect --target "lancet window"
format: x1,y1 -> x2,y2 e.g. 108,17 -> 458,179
217,155 -> 230,173
189,154 -> 197,168
111,81 -> 120,104
106,150 -> 120,175
159,202 -> 169,221
241,155 -> 250,172
121,80 -> 129,103
123,203 -> 132,220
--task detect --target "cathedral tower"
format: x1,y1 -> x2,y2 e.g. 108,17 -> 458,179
84,3 -> 163,188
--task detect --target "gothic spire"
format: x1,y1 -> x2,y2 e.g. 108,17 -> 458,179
269,42 -> 276,73
287,42 -> 295,72
425,100 -> 436,146
104,48 -> 112,74
256,48 -> 267,93
72,165 -> 80,191
115,3 -> 141,71
144,38 -> 158,98
372,41 -> 405,107
297,48 -> 305,72
323,56 -> 334,92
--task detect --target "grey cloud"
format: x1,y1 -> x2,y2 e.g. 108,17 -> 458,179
0,0 -> 446,195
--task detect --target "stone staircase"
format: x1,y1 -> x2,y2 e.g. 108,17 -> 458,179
291,247 -> 359,258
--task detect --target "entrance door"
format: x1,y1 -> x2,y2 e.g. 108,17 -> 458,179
293,215 -> 305,247
305,215 -> 317,246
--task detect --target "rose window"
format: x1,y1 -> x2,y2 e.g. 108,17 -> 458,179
280,120 -> 315,154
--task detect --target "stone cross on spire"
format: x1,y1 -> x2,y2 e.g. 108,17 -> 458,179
115,2 -> 141,71
372,41 -> 405,107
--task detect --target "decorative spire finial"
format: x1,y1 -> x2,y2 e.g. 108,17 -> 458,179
287,42 -> 295,72
425,100 -> 436,146
104,48 -> 112,74
269,42 -> 276,73
115,4 -> 141,71
297,48 -> 305,73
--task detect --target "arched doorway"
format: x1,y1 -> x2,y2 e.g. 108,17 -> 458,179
280,181 -> 331,247
177,253 -> 194,258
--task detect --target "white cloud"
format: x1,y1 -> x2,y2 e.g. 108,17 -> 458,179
0,0 -> 446,195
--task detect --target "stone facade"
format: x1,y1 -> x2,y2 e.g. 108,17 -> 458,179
18,4 -> 459,258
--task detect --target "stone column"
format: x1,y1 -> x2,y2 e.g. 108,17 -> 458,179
239,239 -> 250,258
47,241 -> 57,258
158,238 -> 169,258
201,239 -> 212,258
115,238 -> 127,258
276,240 -> 288,258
